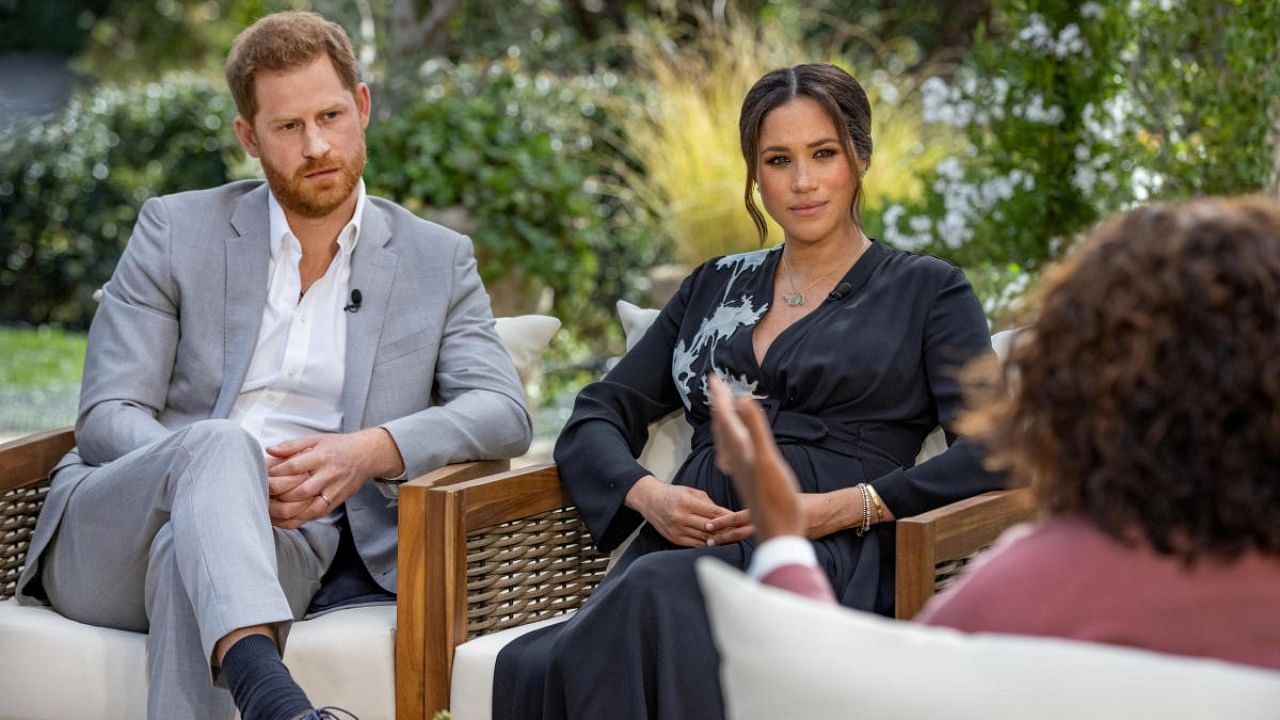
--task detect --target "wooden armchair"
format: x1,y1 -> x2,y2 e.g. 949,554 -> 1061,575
0,427 -> 506,720
399,461 -> 1036,719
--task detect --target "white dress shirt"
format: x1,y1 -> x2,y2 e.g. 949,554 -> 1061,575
229,181 -> 367,455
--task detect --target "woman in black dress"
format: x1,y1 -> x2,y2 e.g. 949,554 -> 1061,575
493,63 -> 1002,720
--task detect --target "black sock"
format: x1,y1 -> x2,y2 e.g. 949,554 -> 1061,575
221,633 -> 314,720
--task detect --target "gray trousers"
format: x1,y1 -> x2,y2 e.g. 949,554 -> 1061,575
39,419 -> 340,719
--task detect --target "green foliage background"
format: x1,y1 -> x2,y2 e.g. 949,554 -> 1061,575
366,61 -> 658,342
3,0 -> 1278,341
875,0 -> 1280,320
0,74 -> 241,327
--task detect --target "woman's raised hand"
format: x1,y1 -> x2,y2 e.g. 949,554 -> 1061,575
708,376 -> 805,542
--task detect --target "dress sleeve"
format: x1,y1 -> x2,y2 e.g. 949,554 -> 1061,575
553,266 -> 705,551
868,265 -> 1005,518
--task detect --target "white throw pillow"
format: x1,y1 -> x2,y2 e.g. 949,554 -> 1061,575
606,301 -> 695,566
616,300 -> 660,350
697,559 -> 1280,720
616,300 -> 693,484
915,327 -> 1018,464
375,314 -> 558,500
494,314 -> 561,388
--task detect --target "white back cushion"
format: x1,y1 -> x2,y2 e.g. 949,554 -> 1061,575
698,559 -> 1280,720
916,327 -> 1017,463
616,301 -> 694,484
493,314 -> 561,390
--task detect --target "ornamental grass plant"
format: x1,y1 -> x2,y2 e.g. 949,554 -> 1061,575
612,8 -> 954,266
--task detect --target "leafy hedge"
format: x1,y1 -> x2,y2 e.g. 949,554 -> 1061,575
1,63 -> 659,349
871,0 -> 1280,320
367,60 -> 658,344
0,73 -> 239,327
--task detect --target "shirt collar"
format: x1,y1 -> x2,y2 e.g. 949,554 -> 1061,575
267,178 -> 367,259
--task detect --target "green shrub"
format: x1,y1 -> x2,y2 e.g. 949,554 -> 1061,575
876,0 -> 1280,280
615,12 -> 956,267
1,62 -> 659,356
365,60 -> 659,349
0,72 -> 239,328
0,0 -> 103,55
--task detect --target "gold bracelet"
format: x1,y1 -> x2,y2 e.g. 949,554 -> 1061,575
854,483 -> 872,537
865,483 -> 887,524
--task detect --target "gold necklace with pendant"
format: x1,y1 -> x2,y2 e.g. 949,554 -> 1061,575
781,253 -> 842,306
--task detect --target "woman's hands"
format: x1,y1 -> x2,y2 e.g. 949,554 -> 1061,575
628,376 -> 873,547
624,475 -> 741,547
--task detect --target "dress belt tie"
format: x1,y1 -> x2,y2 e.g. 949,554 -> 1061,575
690,407 -> 922,467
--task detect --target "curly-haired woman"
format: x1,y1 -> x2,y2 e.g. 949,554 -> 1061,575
714,196 -> 1280,669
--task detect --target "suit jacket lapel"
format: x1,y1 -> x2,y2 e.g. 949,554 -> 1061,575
342,202 -> 399,431
212,186 -> 271,418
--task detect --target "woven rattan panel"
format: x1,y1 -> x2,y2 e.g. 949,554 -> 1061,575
0,478 -> 50,601
465,506 -> 609,640
934,555 -> 979,594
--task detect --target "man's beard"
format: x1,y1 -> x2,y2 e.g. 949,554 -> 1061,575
262,141 -> 366,219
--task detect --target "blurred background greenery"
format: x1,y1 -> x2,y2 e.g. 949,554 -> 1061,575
1,0 -> 1278,434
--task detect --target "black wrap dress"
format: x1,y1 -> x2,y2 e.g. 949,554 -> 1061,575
494,240 -> 1003,719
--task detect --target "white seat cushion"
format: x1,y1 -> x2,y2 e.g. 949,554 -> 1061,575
0,599 -> 146,720
449,614 -> 573,720
0,599 -> 397,720
284,605 -> 396,719
697,559 -> 1280,720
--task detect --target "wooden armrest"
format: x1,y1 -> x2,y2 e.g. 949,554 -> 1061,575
894,488 -> 1036,619
402,458 -> 513,492
415,462 -> 568,528
0,428 -> 76,493
398,463 -> 610,717
393,457 -> 512,614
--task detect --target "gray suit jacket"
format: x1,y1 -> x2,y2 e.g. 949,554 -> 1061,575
19,180 -> 531,599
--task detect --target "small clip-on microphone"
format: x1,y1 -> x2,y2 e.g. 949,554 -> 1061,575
344,288 -> 363,313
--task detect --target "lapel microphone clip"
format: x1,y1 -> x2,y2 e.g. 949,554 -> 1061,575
344,288 -> 363,313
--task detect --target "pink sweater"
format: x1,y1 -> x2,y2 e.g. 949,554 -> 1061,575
917,517 -> 1280,671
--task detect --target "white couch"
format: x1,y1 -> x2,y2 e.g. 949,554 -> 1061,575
698,558 -> 1280,720
0,315 -> 560,720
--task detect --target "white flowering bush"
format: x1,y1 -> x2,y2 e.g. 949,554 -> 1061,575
871,0 -> 1280,319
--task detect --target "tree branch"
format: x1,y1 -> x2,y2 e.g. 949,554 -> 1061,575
389,0 -> 460,60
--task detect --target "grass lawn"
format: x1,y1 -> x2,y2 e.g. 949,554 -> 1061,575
0,326 -> 86,433
0,326 -> 86,386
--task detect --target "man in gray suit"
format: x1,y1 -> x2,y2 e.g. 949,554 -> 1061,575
15,11 -> 531,720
